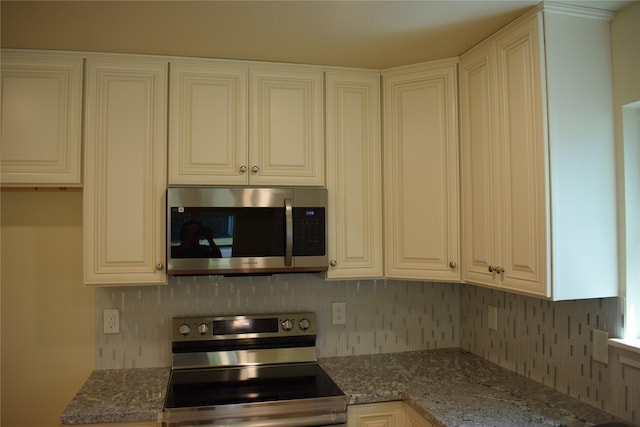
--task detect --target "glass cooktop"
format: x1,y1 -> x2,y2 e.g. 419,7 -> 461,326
164,362 -> 344,409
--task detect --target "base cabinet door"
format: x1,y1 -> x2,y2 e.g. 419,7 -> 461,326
382,60 -> 460,282
347,402 -> 434,427
83,57 -> 168,285
1,50 -> 83,186
348,402 -> 404,427
404,404 -> 434,427
325,70 -> 383,279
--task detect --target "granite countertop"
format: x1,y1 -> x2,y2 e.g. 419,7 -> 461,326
61,367 -> 170,424
61,349 -> 625,426
318,349 -> 624,427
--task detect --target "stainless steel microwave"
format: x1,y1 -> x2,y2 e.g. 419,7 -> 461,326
167,187 -> 328,276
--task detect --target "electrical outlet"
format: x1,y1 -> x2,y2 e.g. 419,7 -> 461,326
592,329 -> 609,364
488,305 -> 498,331
103,309 -> 120,334
332,302 -> 346,325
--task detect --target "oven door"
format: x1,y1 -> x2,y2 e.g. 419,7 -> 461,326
161,399 -> 346,427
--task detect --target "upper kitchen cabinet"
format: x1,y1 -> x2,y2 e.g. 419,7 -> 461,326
249,65 -> 325,186
459,5 -> 618,300
168,60 -> 249,185
169,61 -> 324,186
325,69 -> 383,279
1,50 -> 83,186
84,56 -> 168,286
383,60 -> 460,282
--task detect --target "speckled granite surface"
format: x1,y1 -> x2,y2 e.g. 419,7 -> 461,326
60,367 -> 170,424
318,349 -> 625,427
61,350 -> 625,426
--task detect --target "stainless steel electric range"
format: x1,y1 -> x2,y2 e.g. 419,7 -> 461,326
161,312 -> 346,427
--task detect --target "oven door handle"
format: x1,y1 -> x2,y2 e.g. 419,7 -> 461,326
160,409 -> 346,427
285,198 -> 293,266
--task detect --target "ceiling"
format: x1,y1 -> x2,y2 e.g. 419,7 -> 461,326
0,0 -> 634,69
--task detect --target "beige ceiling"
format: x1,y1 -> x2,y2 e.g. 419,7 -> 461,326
0,0 -> 634,69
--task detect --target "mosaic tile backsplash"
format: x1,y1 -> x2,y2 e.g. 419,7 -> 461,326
95,276 -> 638,424
95,275 -> 460,369
460,284 -> 639,425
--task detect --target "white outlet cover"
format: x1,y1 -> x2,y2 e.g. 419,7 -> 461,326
332,302 -> 346,325
103,309 -> 120,334
592,329 -> 609,364
488,305 -> 498,331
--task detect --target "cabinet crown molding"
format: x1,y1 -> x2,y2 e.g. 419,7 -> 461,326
535,1 -> 616,20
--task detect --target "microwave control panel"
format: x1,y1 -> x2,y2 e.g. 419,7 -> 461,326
293,207 -> 325,256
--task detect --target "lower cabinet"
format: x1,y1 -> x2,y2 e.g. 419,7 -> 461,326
404,403 -> 434,427
348,402 -> 433,427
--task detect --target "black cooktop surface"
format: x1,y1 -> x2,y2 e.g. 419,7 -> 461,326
164,362 -> 344,409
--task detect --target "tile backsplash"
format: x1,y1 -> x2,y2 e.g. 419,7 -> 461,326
459,284 -> 638,425
95,274 -> 460,369
95,276 -> 638,424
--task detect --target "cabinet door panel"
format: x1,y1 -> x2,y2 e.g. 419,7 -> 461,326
383,64 -> 459,281
1,52 -> 82,186
250,67 -> 324,185
460,46 -> 498,286
325,71 -> 382,279
495,15 -> 547,296
347,402 -> 403,427
84,58 -> 167,285
169,62 -> 248,185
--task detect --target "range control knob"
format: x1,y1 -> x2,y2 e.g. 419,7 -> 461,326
281,319 -> 294,331
299,318 -> 311,331
178,324 -> 191,336
197,323 -> 209,335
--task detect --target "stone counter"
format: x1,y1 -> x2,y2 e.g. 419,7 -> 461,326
318,349 -> 625,427
61,367 -> 170,424
61,349 -> 626,426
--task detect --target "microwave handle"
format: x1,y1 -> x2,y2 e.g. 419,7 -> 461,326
285,198 -> 293,266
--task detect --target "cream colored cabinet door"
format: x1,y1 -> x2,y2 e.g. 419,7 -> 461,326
404,404 -> 433,427
460,6 -> 618,300
348,402 -> 404,427
493,14 -> 547,296
84,57 -> 167,285
460,15 -> 547,296
1,50 -> 83,186
459,42 -> 499,288
249,65 -> 324,186
168,60 -> 249,185
325,70 -> 383,279
382,60 -> 460,282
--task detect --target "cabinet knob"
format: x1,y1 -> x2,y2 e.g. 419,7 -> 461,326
330,260 -> 337,267
239,165 -> 248,173
251,165 -> 260,173
488,265 -> 504,274
449,261 -> 457,269
156,263 -> 164,271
